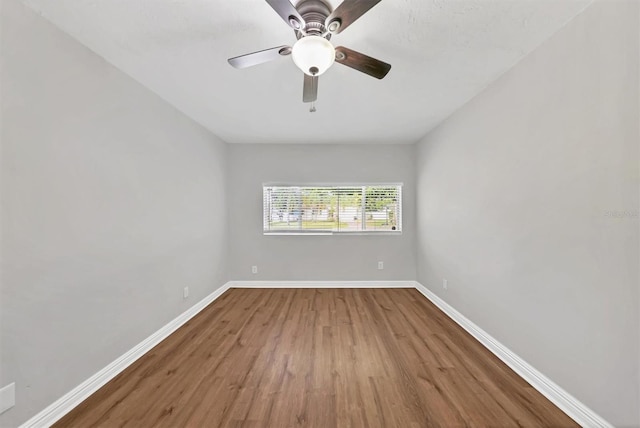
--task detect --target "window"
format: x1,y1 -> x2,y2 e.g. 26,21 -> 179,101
263,184 -> 402,234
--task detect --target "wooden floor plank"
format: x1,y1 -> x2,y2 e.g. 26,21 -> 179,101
54,288 -> 578,428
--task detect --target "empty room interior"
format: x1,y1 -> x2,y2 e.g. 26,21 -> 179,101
1,0 -> 639,427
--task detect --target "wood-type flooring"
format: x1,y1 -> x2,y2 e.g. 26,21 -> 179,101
55,288 -> 578,427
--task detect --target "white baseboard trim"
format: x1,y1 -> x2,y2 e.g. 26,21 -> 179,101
413,281 -> 612,428
230,280 -> 414,288
20,281 -> 233,428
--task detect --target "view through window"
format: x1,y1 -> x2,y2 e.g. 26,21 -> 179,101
263,185 -> 402,234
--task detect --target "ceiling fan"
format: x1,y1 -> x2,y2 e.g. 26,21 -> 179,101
228,0 -> 391,112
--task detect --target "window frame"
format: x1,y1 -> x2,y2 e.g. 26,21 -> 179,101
262,183 -> 403,236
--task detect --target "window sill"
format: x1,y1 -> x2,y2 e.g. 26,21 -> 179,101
263,231 -> 403,236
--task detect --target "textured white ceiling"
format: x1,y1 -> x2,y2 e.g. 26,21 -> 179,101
22,0 -> 592,144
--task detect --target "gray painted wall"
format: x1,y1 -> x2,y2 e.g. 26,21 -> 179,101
228,144 -> 416,281
415,1 -> 639,426
0,0 -> 228,425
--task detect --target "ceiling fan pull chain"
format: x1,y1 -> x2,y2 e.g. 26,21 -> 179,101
310,101 -> 317,113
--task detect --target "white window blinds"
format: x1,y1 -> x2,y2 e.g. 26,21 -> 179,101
263,185 -> 402,234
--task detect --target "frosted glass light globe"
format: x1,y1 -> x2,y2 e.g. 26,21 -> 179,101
291,36 -> 336,76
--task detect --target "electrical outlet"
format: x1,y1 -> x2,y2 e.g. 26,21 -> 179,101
377,261 -> 384,270
443,279 -> 448,290
251,266 -> 258,274
183,287 -> 189,299
0,383 -> 15,415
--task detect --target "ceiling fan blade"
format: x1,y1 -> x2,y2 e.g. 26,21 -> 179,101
228,46 -> 292,69
334,46 -> 391,79
303,74 -> 318,103
265,0 -> 306,30
325,0 -> 382,34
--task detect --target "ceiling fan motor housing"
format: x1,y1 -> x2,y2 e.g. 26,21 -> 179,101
295,0 -> 333,39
